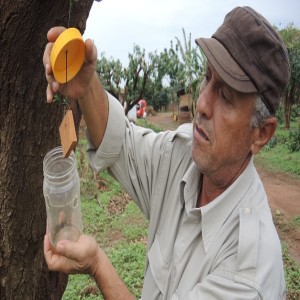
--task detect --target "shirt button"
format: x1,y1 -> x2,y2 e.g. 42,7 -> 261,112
244,207 -> 251,214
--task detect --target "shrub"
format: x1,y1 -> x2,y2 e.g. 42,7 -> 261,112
265,136 -> 278,150
291,104 -> 300,122
287,125 -> 300,152
276,104 -> 284,125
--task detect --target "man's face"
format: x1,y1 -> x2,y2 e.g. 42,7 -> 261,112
192,64 -> 257,179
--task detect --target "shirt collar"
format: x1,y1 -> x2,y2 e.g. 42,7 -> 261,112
180,162 -> 202,211
180,157 -> 256,253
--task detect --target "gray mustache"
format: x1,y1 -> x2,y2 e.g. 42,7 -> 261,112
194,113 -> 211,137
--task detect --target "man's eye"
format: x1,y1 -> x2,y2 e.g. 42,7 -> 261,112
205,74 -> 211,82
219,88 -> 230,103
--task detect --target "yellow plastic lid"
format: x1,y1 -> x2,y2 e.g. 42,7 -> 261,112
50,28 -> 85,83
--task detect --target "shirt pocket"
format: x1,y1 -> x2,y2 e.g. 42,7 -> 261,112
148,233 -> 170,293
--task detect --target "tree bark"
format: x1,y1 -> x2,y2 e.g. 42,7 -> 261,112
0,0 -> 93,299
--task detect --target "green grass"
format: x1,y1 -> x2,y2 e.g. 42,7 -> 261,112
282,242 -> 300,298
136,118 -> 162,132
255,122 -> 300,177
254,120 -> 300,299
255,143 -> 300,176
62,140 -> 148,300
292,216 -> 300,227
107,242 -> 146,297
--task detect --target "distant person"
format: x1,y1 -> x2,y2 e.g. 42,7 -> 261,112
43,6 -> 290,299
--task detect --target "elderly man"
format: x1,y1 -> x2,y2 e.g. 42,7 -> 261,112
43,6 -> 290,300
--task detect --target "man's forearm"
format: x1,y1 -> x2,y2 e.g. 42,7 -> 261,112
92,248 -> 135,300
78,72 -> 109,149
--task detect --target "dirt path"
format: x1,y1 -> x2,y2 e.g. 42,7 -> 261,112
257,165 -> 300,265
147,112 -> 300,265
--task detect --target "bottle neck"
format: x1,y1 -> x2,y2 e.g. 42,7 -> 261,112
43,146 -> 77,186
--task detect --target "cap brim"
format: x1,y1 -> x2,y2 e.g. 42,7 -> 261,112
196,37 -> 257,93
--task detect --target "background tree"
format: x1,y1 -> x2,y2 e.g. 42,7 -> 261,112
279,25 -> 300,129
96,30 -> 206,115
175,28 -> 206,99
0,0 -> 94,298
150,45 -> 182,111
96,54 -> 124,100
122,44 -> 154,114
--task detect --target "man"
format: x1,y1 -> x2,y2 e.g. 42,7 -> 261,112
43,6 -> 290,300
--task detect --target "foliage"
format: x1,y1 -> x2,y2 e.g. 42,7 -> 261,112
256,122 -> 300,176
96,54 -> 124,99
174,28 -> 206,99
287,125 -> 300,152
95,27 -> 206,114
282,242 -> 300,298
276,104 -> 285,125
278,104 -> 300,125
95,25 -> 300,128
144,47 -> 179,111
124,45 -> 153,111
279,25 -> 300,128
291,104 -> 300,121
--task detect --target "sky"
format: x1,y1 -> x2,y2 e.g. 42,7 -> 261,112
83,0 -> 300,66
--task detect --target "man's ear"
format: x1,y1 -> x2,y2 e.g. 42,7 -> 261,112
251,117 -> 277,155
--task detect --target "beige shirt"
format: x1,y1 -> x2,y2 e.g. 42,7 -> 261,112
87,93 -> 286,300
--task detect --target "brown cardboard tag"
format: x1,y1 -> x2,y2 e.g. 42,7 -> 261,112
59,110 -> 77,158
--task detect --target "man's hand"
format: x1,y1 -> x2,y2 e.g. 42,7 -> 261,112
44,234 -> 135,299
44,234 -> 100,276
43,27 -> 98,103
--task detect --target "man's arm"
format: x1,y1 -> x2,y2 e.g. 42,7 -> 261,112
43,27 -> 108,148
43,28 -> 132,298
44,234 -> 135,300
77,72 -> 108,148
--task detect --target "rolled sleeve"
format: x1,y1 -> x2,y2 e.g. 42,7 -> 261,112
87,92 -> 126,171
180,274 -> 261,300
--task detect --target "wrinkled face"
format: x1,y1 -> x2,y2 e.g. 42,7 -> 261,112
192,63 -> 257,178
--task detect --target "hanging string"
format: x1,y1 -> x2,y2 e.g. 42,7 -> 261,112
65,50 -> 68,101
54,0 -> 73,109
68,0 -> 74,29
64,0 -> 73,110
64,50 -> 70,112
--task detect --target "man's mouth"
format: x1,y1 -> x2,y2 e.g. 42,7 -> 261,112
195,124 -> 209,142
199,128 -> 209,141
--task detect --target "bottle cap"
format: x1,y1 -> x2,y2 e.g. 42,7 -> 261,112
50,28 -> 85,83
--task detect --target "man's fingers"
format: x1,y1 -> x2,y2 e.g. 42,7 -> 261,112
45,63 -> 53,82
43,43 -> 53,70
85,39 -> 98,64
46,84 -> 54,103
47,26 -> 67,43
56,239 -> 78,259
44,234 -> 51,254
43,234 -> 53,265
56,235 -> 94,260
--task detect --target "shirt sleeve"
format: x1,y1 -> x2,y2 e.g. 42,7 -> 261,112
85,92 -> 171,219
171,274 -> 262,300
86,92 -> 127,171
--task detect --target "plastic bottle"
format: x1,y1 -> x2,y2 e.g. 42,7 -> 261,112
43,146 -> 83,246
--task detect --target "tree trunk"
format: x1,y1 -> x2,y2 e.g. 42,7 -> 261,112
0,0 -> 93,299
284,83 -> 295,129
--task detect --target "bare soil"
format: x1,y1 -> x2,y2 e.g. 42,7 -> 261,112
147,112 -> 300,265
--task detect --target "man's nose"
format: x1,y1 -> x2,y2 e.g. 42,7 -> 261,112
196,82 -> 215,119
